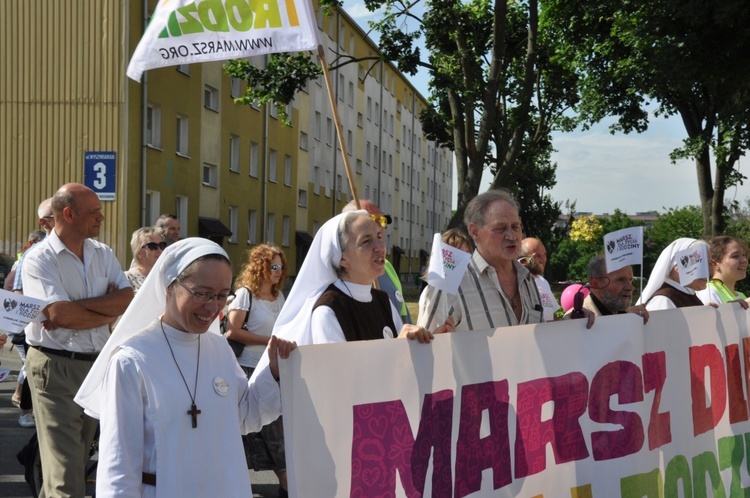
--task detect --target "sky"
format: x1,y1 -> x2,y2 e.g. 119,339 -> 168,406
341,1 -> 750,216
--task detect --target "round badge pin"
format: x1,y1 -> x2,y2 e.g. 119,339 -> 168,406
395,290 -> 404,303
383,326 -> 394,339
213,377 -> 230,396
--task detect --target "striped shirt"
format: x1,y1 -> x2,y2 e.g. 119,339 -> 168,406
417,251 -> 544,331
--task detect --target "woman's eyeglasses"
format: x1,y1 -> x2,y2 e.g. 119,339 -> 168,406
142,241 -> 167,251
175,280 -> 229,304
270,264 -> 284,271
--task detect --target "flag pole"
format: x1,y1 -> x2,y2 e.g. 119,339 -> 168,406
317,45 -> 360,210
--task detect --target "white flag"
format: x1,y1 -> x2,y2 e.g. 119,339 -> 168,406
675,244 -> 710,287
603,226 -> 644,273
426,233 -> 471,295
127,0 -> 320,81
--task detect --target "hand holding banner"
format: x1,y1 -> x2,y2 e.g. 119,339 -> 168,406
426,233 -> 471,295
603,226 -> 644,273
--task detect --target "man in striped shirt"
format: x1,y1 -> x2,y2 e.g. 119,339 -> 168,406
418,190 -> 594,332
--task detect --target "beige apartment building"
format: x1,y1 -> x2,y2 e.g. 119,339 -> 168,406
0,0 -> 453,281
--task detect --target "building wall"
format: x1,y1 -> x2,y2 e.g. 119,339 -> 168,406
1,0 -> 453,281
1,0 -> 129,259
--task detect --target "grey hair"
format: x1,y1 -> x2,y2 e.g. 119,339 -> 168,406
130,227 -> 164,259
464,189 -> 520,228
27,230 -> 46,243
587,254 -> 608,281
37,198 -> 53,219
336,211 -> 370,278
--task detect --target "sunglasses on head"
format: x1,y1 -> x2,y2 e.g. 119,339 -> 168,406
369,214 -> 393,228
270,264 -> 284,271
142,241 -> 167,251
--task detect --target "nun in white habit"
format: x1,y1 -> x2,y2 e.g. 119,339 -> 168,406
75,238 -> 295,498
638,238 -> 711,311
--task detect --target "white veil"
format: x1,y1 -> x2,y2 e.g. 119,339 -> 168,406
637,237 -> 698,305
250,211 -> 364,383
75,237 -> 228,418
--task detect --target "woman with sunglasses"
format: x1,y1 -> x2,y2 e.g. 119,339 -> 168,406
225,244 -> 289,497
125,227 -> 167,293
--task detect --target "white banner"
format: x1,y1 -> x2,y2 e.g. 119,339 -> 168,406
280,305 -> 750,497
426,233 -> 471,295
127,0 -> 320,80
0,288 -> 45,333
676,244 -> 710,287
604,226 -> 644,273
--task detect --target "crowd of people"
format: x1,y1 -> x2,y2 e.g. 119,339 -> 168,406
2,182 -> 749,497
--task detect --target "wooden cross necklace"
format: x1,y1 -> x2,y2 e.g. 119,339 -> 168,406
160,319 -> 202,428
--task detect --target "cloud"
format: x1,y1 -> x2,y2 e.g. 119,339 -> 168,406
342,1 -> 383,20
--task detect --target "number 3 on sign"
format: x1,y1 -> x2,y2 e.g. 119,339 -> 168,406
93,162 -> 107,189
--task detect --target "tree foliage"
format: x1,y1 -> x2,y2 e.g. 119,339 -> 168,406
225,0 -> 576,238
544,0 -> 750,237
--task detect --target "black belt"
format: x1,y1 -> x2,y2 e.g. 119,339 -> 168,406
142,472 -> 156,486
31,346 -> 99,362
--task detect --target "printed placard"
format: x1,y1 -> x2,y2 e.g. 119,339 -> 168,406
604,226 -> 643,273
675,244 -> 710,287
0,288 -> 46,333
426,233 -> 471,295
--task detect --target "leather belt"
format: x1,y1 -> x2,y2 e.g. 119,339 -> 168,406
31,345 -> 99,362
142,472 -> 156,486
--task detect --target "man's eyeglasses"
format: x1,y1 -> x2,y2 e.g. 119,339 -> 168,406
369,214 -> 393,228
175,280 -> 229,304
270,264 -> 284,271
142,241 -> 167,251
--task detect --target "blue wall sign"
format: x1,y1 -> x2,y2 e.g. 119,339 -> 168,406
84,152 -> 116,201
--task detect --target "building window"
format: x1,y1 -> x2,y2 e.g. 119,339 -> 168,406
367,97 -> 372,120
347,130 -> 353,155
325,171 -> 332,198
270,102 -> 278,119
366,142 -> 371,164
202,163 -> 217,187
145,190 -> 160,225
348,81 -> 354,107
338,74 -> 345,101
204,85 -> 219,111
300,131 -> 308,150
282,216 -> 291,247
326,118 -> 333,145
146,105 -> 161,148
175,195 -> 188,239
177,64 -> 190,75
229,135 -> 240,172
176,115 -> 189,156
228,206 -> 238,243
375,102 -> 380,125
230,78 -> 241,99
267,213 -> 276,243
336,174 -> 343,201
249,142 -> 259,178
314,112 -> 321,141
357,113 -> 363,128
248,210 -> 258,244
356,159 -> 362,175
284,155 -> 292,186
313,166 -> 320,195
298,189 -> 308,207
269,149 -> 277,182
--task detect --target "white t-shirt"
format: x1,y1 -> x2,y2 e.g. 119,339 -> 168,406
228,287 -> 285,368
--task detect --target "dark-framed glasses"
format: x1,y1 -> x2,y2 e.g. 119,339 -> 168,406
270,264 -> 284,271
175,280 -> 229,304
369,214 -> 392,228
142,241 -> 167,251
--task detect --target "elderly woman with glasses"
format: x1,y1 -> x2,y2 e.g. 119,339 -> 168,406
76,238 -> 296,497
225,244 -> 289,496
125,227 -> 167,293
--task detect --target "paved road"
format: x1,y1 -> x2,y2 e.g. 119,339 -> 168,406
0,341 -> 283,497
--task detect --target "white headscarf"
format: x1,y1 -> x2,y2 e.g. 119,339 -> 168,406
638,238 -> 700,305
76,237 -> 229,418
250,211 -> 365,381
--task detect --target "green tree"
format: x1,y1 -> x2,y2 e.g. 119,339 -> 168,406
544,0 -> 750,237
226,0 -> 577,233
